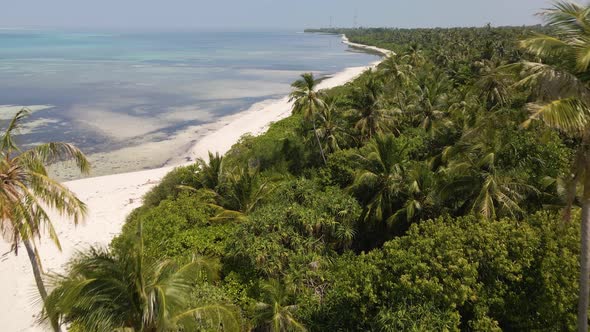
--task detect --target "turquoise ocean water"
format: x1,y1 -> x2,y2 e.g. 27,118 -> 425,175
0,30 -> 378,177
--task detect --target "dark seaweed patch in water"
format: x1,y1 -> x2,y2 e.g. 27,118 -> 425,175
0,30 -> 379,174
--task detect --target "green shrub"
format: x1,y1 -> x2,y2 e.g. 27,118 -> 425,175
225,178 -> 361,278
307,212 -> 578,331
142,165 -> 200,208
112,193 -> 237,263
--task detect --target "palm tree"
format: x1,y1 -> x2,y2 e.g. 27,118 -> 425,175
289,73 -> 327,164
43,223 -> 239,331
432,46 -> 451,67
378,55 -> 413,89
378,55 -> 415,117
181,161 -> 274,222
510,2 -> 590,329
253,279 -> 306,332
389,162 -> 436,226
438,133 -> 535,220
351,134 -> 407,224
314,97 -> 351,154
348,71 -> 394,141
0,109 -> 90,332
195,151 -> 224,190
405,43 -> 425,67
447,88 -> 481,132
473,60 -> 512,111
213,167 -> 274,221
410,72 -> 452,136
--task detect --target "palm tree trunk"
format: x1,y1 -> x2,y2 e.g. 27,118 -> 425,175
23,239 -> 62,332
312,118 -> 327,165
578,170 -> 590,332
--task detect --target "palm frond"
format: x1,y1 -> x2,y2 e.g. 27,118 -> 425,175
523,98 -> 590,134
0,108 -> 29,152
540,1 -> 590,35
24,142 -> 90,174
519,33 -> 572,58
508,61 -> 590,100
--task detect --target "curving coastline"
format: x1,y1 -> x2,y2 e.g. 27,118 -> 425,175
0,35 -> 391,332
341,34 -> 395,57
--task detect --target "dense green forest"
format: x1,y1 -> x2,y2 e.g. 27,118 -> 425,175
40,2 -> 590,331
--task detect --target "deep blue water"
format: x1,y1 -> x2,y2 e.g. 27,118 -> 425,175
0,30 -> 378,175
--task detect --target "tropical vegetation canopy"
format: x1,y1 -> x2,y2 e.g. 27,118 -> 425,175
28,1 -> 590,331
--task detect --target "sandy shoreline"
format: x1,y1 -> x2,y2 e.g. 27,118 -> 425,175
342,34 -> 395,57
0,35 -> 391,332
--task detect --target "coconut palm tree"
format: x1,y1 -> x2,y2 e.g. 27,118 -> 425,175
212,167 -> 274,221
447,88 -> 481,132
43,223 -> 239,332
348,71 -> 394,141
410,73 -> 452,136
181,162 -> 275,222
405,43 -> 425,67
389,162 -> 436,226
314,97 -> 351,154
253,279 -> 306,332
473,60 -> 512,111
378,55 -> 416,117
289,73 -> 327,164
438,135 -> 535,220
0,108 -> 90,332
351,134 -> 408,224
510,2 -> 590,329
378,55 -> 413,89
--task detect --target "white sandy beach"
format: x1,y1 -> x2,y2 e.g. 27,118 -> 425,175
342,35 -> 395,57
0,36 -> 391,332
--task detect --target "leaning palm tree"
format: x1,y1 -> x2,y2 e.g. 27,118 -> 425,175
253,279 -> 306,332
510,2 -> 590,330
289,73 -> 327,164
0,108 -> 90,332
43,223 -> 239,331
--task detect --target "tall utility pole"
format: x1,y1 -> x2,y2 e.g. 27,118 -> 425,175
353,9 -> 358,28
330,16 -> 333,28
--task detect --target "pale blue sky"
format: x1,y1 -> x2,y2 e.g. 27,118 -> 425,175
2,0 -> 552,30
